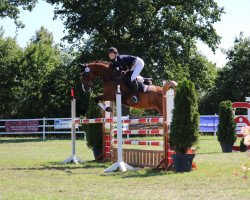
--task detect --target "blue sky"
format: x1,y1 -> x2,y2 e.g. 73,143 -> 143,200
1,0 -> 250,67
0,0 -> 65,47
197,0 -> 250,67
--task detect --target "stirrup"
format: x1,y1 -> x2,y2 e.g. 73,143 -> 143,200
132,96 -> 139,103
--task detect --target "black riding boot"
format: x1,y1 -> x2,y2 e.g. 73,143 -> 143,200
131,80 -> 139,103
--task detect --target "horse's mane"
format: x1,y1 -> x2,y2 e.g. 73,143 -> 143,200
87,60 -> 111,68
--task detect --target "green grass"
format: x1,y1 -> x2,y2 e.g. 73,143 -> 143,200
0,136 -> 249,200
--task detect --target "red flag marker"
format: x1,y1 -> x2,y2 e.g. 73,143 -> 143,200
71,88 -> 75,98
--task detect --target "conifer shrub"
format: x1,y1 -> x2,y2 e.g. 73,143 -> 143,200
83,96 -> 103,150
169,79 -> 199,154
217,101 -> 236,145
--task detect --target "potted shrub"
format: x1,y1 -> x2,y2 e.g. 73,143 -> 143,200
83,96 -> 103,161
240,138 -> 247,152
169,79 -> 199,172
217,101 -> 237,153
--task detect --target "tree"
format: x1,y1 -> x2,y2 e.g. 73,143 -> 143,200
219,33 -> 250,101
18,27 -> 88,118
0,26 -> 88,118
0,0 -> 38,28
200,33 -> 250,114
18,27 -> 62,118
40,53 -> 74,117
188,51 -> 217,92
46,0 -> 223,87
41,51 -> 90,118
0,30 -> 23,118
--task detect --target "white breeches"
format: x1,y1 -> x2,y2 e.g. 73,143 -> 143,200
131,57 -> 144,81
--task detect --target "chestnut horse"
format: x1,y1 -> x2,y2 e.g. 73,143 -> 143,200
79,61 -> 164,115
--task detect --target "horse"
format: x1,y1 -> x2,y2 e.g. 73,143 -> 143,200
79,61 -> 166,115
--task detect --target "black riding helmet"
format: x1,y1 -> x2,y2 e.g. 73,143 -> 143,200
108,47 -> 118,54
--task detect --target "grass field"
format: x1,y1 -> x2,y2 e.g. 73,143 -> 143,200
0,135 -> 249,200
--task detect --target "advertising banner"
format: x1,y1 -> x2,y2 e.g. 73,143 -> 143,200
54,119 -> 79,129
5,120 -> 39,132
199,116 -> 219,132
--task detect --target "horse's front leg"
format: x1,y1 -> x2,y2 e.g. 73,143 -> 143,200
94,94 -> 114,112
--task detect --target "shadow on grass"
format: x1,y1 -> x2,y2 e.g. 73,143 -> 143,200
4,161 -> 179,177
5,161 -> 109,172
81,161 -> 109,169
199,137 -> 217,141
0,137 -> 84,144
197,151 -> 222,155
0,138 -> 44,143
101,168 -> 175,178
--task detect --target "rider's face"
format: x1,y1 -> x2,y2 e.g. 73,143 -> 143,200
109,52 -> 116,60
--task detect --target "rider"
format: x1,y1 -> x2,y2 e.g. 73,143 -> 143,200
108,47 -> 144,104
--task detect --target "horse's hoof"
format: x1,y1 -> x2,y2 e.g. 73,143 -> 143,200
105,107 -> 112,112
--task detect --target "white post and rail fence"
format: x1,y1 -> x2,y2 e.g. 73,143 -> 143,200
0,117 -> 85,140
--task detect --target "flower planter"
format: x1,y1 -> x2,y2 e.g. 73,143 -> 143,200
93,145 -> 103,160
171,154 -> 195,172
220,143 -> 233,153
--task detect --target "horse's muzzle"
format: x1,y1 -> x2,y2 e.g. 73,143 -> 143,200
81,83 -> 92,92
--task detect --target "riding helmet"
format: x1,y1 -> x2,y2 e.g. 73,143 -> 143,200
108,47 -> 118,54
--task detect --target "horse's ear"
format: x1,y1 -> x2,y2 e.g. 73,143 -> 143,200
78,63 -> 86,68
78,63 -> 87,74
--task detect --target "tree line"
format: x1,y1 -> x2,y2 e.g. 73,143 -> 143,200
0,27 -> 89,118
0,0 -> 249,118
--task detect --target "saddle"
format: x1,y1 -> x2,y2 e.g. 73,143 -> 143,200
114,69 -> 153,93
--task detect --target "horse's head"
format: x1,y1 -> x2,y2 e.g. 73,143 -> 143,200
78,63 -> 96,92
78,61 -> 112,92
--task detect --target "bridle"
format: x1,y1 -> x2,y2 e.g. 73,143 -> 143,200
78,63 -> 92,91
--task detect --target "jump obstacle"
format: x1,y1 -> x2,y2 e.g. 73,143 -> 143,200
232,97 -> 250,152
79,81 -> 183,172
62,92 -> 250,169
62,87 -> 249,168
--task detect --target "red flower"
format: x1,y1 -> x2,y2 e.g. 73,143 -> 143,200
192,162 -> 198,170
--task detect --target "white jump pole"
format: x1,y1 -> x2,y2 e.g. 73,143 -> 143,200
167,89 -> 175,126
62,88 -> 84,164
104,85 -> 134,173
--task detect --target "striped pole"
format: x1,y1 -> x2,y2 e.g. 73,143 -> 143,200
78,117 -> 163,124
111,129 -> 163,135
113,140 -> 164,146
104,85 -> 135,172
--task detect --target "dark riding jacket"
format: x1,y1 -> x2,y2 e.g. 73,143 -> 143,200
111,55 -> 137,71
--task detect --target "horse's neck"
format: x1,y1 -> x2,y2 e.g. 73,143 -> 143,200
91,64 -> 111,80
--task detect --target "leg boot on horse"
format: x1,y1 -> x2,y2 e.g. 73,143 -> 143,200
131,79 -> 139,104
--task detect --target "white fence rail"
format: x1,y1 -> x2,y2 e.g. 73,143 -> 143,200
0,117 -> 85,140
